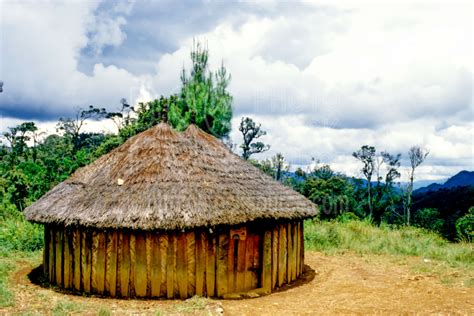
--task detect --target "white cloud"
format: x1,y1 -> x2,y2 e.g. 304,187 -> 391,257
0,0 -> 472,181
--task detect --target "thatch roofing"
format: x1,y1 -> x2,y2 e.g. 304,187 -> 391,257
24,123 -> 317,230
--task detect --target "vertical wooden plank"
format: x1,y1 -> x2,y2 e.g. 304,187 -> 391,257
292,222 -> 297,281
146,233 -> 153,297
244,231 -> 254,290
63,230 -> 70,289
105,231 -> 118,297
278,224 -> 287,286
43,226 -> 49,278
150,233 -> 161,297
97,232 -> 106,294
262,229 -> 272,293
205,233 -> 216,297
129,234 -> 136,297
49,228 -> 55,284
186,232 -> 196,297
235,234 -> 247,292
195,232 -> 206,296
116,232 -> 122,296
227,232 -> 235,293
134,234 -> 147,297
295,222 -> 300,277
159,234 -> 168,297
271,226 -> 278,289
251,233 -> 260,289
166,234 -> 176,299
81,230 -> 91,293
55,230 -> 63,287
287,223 -> 293,282
68,230 -> 74,289
73,230 -> 81,291
300,221 -> 304,273
176,233 -> 188,299
91,231 -> 99,293
216,232 -> 229,297
119,233 -> 130,297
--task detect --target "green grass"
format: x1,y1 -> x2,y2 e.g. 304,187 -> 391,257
0,209 -> 43,256
52,300 -> 83,316
0,259 -> 15,307
173,296 -> 209,313
304,219 -> 474,269
98,307 -> 111,316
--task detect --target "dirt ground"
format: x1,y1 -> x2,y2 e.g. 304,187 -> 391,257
1,251 -> 473,315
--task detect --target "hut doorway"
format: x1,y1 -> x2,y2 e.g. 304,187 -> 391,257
225,225 -> 261,294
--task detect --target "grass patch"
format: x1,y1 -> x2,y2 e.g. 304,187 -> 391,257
0,259 -> 14,307
98,306 -> 111,316
174,296 -> 209,313
52,300 -> 83,316
304,219 -> 474,269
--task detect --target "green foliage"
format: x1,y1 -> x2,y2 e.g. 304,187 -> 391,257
336,212 -> 360,223
0,205 -> 43,254
413,208 -> 445,234
456,207 -> 474,242
170,41 -> 233,138
93,135 -> 123,158
413,186 -> 474,240
239,117 -> 270,160
0,259 -> 14,307
303,176 -> 356,219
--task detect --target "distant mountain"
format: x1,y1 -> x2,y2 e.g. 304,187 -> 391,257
413,179 -> 446,190
414,170 -> 474,195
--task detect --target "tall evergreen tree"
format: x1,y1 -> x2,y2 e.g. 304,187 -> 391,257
169,41 -> 233,138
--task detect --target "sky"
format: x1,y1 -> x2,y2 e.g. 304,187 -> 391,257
0,0 -> 473,182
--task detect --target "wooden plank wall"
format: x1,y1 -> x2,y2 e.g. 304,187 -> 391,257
44,220 -> 304,298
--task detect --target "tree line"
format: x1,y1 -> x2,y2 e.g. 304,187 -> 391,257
1,42 -> 472,242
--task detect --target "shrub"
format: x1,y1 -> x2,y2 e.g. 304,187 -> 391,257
456,207 -> 474,242
0,203 -> 43,254
413,208 -> 445,234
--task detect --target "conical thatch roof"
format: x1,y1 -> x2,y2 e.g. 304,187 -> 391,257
24,123 -> 317,230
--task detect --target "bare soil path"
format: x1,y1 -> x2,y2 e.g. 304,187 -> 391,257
1,252 -> 472,315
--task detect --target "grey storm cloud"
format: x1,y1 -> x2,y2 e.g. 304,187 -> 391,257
78,0 -> 320,75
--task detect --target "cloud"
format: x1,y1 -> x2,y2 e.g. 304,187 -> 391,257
0,0 -> 472,181
0,1 -> 146,121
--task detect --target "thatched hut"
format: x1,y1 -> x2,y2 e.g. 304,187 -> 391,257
24,123 -> 317,299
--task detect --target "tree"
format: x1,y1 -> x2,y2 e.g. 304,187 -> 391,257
455,207 -> 474,242
239,117 -> 270,160
413,208 -> 445,234
310,164 -> 335,180
272,153 -> 287,181
353,145 -> 376,218
405,146 -> 429,225
169,40 -> 233,138
56,105 -> 107,152
303,176 -> 356,219
372,151 -> 402,223
106,98 -> 136,134
3,122 -> 38,164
